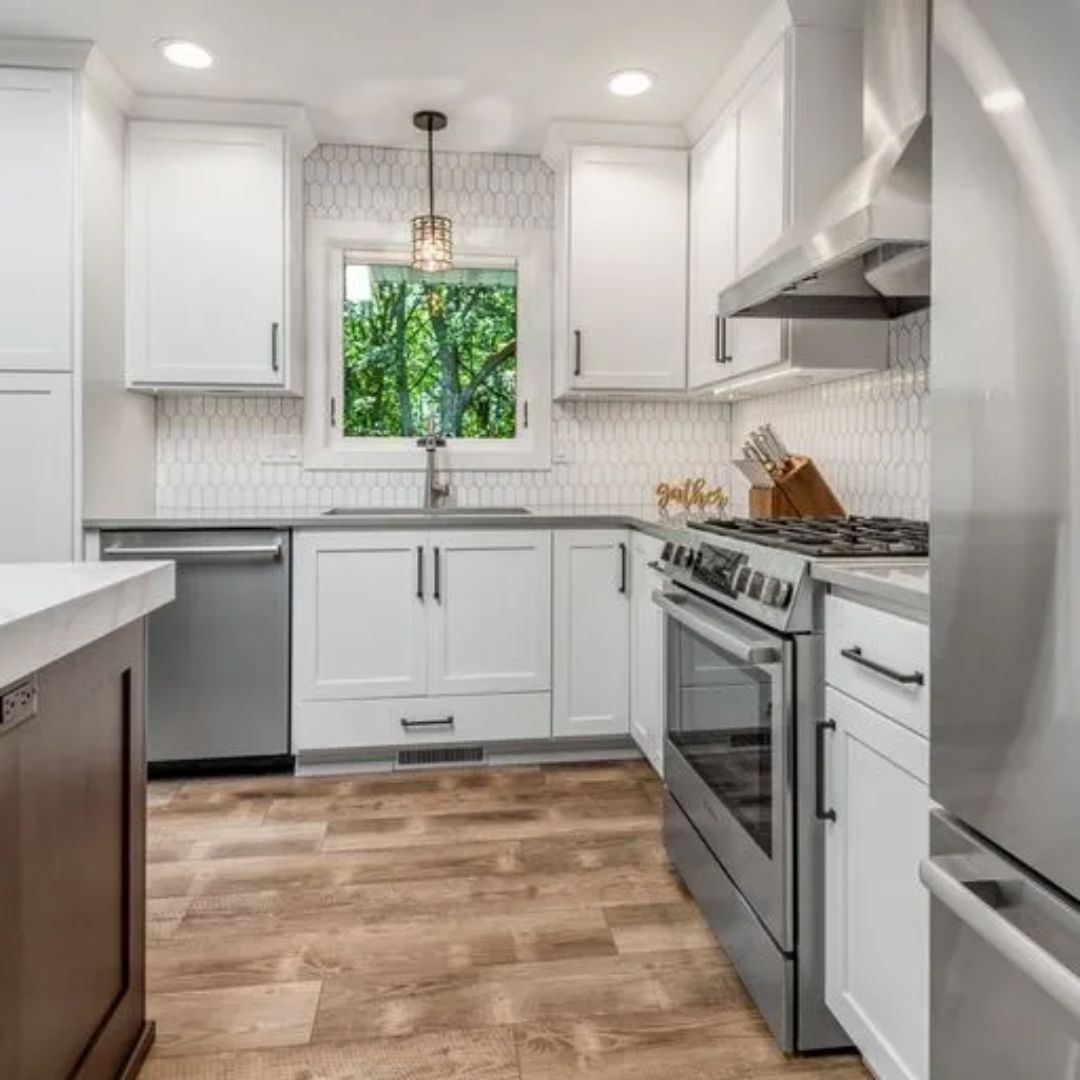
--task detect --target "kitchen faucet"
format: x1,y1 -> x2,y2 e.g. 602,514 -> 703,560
417,417 -> 450,510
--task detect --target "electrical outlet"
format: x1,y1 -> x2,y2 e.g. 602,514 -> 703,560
1,676 -> 37,729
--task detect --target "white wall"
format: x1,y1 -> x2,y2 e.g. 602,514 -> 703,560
81,75 -> 156,518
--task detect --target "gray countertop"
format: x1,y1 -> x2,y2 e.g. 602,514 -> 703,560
811,559 -> 930,615
84,506 -> 689,544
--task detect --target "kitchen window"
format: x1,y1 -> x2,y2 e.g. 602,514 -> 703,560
305,220 -> 551,471
341,259 -> 518,440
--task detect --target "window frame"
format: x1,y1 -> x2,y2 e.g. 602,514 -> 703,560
304,218 -> 552,471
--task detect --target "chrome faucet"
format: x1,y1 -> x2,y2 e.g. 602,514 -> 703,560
417,418 -> 450,510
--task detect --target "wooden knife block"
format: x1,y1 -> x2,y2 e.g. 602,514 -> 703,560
749,486 -> 794,519
748,456 -> 845,519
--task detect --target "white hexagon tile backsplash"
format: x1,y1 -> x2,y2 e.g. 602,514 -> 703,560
729,310 -> 930,520
155,145 -> 930,521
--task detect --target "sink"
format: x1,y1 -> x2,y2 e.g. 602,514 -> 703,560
322,506 -> 531,517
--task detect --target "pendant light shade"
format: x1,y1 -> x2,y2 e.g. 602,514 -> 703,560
411,110 -> 453,272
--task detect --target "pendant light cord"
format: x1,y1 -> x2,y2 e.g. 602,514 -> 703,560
427,123 -> 435,218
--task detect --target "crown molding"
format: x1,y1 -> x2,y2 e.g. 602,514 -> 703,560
0,36 -> 93,69
541,120 -> 687,170
128,95 -> 317,156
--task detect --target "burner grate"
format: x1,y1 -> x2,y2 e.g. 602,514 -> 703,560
690,516 -> 929,557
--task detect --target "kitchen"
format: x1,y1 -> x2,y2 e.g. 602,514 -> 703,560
0,0 -> 1071,1077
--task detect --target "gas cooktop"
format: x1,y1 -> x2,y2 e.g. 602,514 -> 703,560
689,516 -> 929,558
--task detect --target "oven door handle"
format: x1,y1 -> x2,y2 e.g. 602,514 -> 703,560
652,590 -> 781,665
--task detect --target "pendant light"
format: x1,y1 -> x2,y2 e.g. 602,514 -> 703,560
411,110 -> 453,272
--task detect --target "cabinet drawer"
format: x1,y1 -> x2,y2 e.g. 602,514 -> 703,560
825,595 -> 929,737
293,693 -> 551,751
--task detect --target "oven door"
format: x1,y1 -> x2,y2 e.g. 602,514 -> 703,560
655,586 -> 793,949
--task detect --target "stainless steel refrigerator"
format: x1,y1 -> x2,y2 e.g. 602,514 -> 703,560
927,1 -> 1080,1074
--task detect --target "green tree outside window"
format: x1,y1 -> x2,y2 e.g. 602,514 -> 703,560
342,262 -> 518,439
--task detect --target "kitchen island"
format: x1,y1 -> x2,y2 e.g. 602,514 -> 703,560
0,561 -> 174,1079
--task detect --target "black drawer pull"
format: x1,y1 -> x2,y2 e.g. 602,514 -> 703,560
840,646 -> 925,687
400,716 -> 455,730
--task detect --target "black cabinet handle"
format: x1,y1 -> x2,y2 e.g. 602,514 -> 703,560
433,546 -> 441,602
716,316 -> 732,364
271,321 -> 281,372
815,720 -> 836,822
573,329 -> 582,376
618,542 -> 628,594
840,646 -> 925,687
416,545 -> 424,600
400,716 -> 454,730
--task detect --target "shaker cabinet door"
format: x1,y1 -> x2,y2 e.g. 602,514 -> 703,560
427,530 -> 552,696
824,687 -> 929,1080
565,145 -> 688,391
553,531 -> 631,738
0,68 -> 73,374
292,530 -> 429,701
0,372 -> 73,562
128,121 -> 285,388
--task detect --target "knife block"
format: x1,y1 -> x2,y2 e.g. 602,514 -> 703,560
771,456 -> 845,517
749,486 -> 796,519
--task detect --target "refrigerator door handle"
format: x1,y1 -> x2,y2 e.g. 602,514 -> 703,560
921,856 -> 1080,1023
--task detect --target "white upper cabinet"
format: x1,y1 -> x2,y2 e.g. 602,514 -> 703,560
427,530 -> 552,697
127,121 -> 299,392
553,530 -> 631,738
555,144 -> 688,396
687,116 -> 738,390
689,21 -> 888,395
0,69 -> 73,374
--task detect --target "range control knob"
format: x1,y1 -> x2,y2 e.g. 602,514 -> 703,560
734,567 -> 752,594
683,547 -> 698,568
774,580 -> 793,608
761,578 -> 782,606
661,542 -> 674,564
673,545 -> 687,567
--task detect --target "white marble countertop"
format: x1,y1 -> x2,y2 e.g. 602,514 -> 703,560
0,562 -> 176,688
811,559 -> 929,615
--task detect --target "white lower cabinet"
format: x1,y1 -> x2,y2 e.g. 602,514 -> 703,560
630,533 -> 665,775
824,685 -> 930,1080
293,530 -> 428,701
553,530 -> 631,737
428,530 -> 552,696
292,529 -> 552,752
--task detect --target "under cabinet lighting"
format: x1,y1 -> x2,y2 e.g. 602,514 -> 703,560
157,38 -> 216,70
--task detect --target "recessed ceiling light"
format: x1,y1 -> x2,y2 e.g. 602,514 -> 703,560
157,38 -> 215,70
981,86 -> 1025,114
608,69 -> 655,97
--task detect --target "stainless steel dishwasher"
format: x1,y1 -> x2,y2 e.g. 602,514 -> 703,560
101,529 -> 291,773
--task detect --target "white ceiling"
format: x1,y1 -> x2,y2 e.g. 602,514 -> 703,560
0,0 -> 767,152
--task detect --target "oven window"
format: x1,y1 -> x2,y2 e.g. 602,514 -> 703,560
668,621 -> 777,855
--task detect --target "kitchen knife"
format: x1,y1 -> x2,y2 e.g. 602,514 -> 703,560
763,424 -> 792,462
749,431 -> 779,470
735,458 -> 774,486
757,426 -> 788,470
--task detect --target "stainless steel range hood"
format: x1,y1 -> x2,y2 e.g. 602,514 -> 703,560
718,0 -> 931,321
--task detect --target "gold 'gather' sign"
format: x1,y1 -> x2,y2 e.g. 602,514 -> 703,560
656,477 -> 728,513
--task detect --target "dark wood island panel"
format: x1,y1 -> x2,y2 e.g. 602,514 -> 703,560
0,620 -> 152,1079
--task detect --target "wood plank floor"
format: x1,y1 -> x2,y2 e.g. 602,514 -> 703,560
142,761 -> 869,1079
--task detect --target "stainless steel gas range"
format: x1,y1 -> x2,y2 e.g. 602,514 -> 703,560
653,516 -> 929,1053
